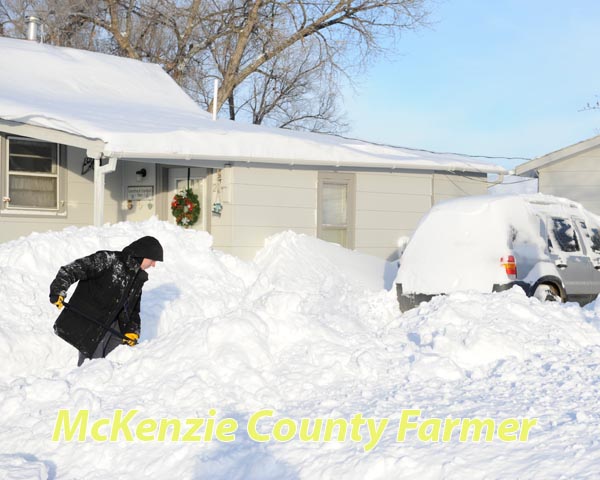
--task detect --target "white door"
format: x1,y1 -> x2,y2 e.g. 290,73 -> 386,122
168,167 -> 208,230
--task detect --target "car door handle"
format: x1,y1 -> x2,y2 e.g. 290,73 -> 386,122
554,259 -> 567,269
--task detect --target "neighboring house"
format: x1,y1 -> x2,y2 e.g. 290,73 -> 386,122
0,35 -> 505,261
516,135 -> 600,215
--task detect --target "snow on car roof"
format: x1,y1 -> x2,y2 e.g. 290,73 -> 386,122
396,194 -> 600,295
430,193 -> 597,219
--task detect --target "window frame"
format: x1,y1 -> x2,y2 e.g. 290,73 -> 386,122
1,135 -> 67,215
317,171 -> 356,249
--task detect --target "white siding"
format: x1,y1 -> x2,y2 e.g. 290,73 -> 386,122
432,173 -> 487,204
538,150 -> 600,215
211,166 -> 317,258
355,171 -> 433,261
209,167 -> 233,253
216,167 -> 488,261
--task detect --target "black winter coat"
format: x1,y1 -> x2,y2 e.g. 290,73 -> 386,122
50,236 -> 162,357
50,249 -> 147,338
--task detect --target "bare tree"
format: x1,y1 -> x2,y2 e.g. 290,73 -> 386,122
201,1 -> 429,113
581,96 -> 600,112
241,38 -> 348,133
0,0 -> 430,133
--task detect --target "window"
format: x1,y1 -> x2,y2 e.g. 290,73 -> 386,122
550,217 -> 580,253
5,137 -> 60,210
581,219 -> 600,254
591,228 -> 600,254
317,172 -> 355,248
573,218 -> 600,255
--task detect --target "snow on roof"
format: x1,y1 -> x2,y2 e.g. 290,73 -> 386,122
0,36 -> 505,173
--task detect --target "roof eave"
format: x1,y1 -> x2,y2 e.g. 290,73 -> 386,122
0,118 -> 106,158
515,134 -> 600,176
112,150 -> 505,174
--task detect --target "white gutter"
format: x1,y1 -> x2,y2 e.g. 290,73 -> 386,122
93,156 -> 118,226
109,151 -> 506,175
488,173 -> 505,186
0,119 -> 105,158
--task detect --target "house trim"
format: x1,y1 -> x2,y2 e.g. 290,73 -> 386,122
516,134 -> 600,177
113,154 -> 505,174
0,119 -> 105,159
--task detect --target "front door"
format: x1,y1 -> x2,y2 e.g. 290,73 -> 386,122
547,216 -> 592,302
167,167 -> 208,230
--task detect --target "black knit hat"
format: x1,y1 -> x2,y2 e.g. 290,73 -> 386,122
123,236 -> 163,261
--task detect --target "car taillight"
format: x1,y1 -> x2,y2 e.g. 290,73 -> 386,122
501,255 -> 517,278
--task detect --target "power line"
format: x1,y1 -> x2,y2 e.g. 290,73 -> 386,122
331,133 -> 533,162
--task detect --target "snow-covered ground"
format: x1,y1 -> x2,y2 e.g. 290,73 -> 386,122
1,219 -> 600,479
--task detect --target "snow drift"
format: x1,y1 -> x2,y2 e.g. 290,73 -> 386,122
1,219 -> 600,479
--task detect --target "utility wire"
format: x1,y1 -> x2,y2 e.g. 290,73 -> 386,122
331,134 -> 533,162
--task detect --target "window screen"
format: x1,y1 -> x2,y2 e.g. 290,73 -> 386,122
7,138 -> 59,209
322,183 -> 347,226
318,173 -> 354,249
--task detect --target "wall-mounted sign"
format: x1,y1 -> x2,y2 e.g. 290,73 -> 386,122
127,186 -> 154,201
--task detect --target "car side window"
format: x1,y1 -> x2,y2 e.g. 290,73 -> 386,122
551,217 -> 580,253
590,226 -> 600,254
576,218 -> 600,255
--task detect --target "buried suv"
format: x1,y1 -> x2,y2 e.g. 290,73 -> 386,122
396,194 -> 600,312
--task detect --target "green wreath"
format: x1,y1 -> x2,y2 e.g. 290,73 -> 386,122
171,188 -> 200,227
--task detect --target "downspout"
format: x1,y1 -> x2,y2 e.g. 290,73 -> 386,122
489,172 -> 505,187
93,156 -> 118,226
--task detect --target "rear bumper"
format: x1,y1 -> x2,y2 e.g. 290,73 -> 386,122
491,281 -> 530,293
396,281 -> 530,312
396,284 -> 437,312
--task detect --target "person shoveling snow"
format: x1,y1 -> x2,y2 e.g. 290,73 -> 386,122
48,236 -> 163,366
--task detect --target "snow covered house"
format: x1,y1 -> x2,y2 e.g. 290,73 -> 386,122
0,35 -> 505,260
516,135 -> 600,216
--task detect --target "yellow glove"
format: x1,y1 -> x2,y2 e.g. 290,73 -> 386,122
51,295 -> 64,309
123,332 -> 139,346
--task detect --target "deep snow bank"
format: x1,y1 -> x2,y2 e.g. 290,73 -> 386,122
1,219 -> 600,479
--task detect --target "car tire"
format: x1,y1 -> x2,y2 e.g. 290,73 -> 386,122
533,283 -> 562,303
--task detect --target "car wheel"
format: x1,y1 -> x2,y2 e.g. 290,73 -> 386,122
533,283 -> 562,303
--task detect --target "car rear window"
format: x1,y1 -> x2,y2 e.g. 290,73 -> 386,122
551,217 -> 580,253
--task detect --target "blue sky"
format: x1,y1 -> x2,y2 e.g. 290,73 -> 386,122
344,0 -> 600,169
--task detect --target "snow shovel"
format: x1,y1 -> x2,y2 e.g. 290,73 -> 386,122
53,301 -> 135,357
64,301 -> 131,341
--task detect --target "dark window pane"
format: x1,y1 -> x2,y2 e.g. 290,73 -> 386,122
9,139 -> 56,173
551,217 -> 580,252
591,228 -> 600,254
